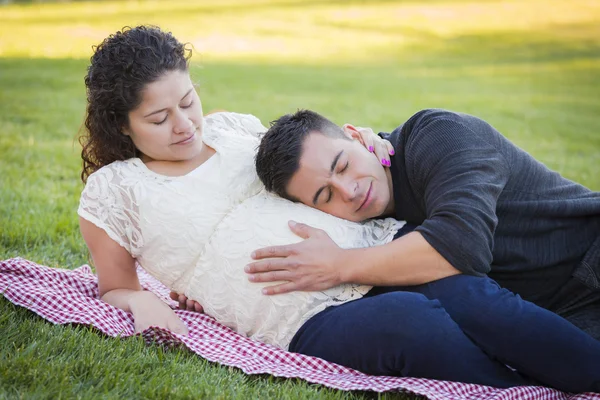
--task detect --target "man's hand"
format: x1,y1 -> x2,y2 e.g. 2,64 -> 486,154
245,221 -> 346,295
169,292 -> 204,313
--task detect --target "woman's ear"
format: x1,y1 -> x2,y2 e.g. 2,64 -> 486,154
342,124 -> 361,140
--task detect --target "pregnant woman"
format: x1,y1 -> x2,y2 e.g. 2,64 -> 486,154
78,25 -> 598,392
79,26 -> 398,350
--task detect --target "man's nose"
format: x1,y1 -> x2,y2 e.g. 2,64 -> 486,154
333,177 -> 357,202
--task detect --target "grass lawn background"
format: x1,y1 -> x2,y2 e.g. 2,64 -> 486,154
0,0 -> 599,398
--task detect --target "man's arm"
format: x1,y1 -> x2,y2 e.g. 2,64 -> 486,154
339,230 -> 461,286
404,110 -> 510,276
247,111 -> 510,293
245,220 -> 459,295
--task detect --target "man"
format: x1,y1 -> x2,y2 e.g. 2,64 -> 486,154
249,108 -> 600,392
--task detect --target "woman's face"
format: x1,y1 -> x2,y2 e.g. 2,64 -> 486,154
125,69 -> 204,162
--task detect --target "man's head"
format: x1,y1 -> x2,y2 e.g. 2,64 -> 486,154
255,110 -> 394,222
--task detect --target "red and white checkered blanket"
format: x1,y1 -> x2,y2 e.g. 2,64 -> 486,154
1,257 -> 598,400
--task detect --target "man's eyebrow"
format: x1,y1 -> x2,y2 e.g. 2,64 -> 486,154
143,88 -> 194,118
312,150 -> 344,206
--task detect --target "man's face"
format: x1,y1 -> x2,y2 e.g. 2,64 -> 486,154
286,130 -> 394,222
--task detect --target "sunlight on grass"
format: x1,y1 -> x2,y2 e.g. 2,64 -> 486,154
1,0 -> 599,64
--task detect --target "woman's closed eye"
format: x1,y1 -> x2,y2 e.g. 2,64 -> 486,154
151,101 -> 193,125
339,161 -> 349,173
153,115 -> 168,125
181,99 -> 194,109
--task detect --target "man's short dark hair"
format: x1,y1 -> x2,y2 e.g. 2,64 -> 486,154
255,109 -> 349,201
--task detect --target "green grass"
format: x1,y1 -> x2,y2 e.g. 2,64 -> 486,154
1,0 -> 599,398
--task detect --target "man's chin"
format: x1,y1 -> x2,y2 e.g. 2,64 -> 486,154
322,208 -> 375,223
351,210 -> 378,223
328,211 -> 364,223
357,213 -> 376,222
360,204 -> 388,221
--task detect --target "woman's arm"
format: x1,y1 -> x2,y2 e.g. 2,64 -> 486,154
80,217 -> 188,335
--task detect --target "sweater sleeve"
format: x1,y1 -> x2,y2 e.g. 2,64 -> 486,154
405,111 -> 510,276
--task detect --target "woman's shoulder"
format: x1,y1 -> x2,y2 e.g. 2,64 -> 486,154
81,159 -> 159,203
79,158 -> 146,257
85,158 -> 145,184
204,111 -> 267,138
205,110 -> 263,124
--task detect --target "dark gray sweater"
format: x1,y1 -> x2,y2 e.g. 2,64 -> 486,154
382,109 -> 600,303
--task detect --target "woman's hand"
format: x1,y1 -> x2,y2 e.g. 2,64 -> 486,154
128,290 -> 189,335
169,291 -> 204,313
343,124 -> 395,167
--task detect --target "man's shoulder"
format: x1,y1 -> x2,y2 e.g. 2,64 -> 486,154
380,109 -> 461,149
403,108 -> 466,132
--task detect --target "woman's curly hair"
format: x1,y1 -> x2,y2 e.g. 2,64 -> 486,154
79,25 -> 192,183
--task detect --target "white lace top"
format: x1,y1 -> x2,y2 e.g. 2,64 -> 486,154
79,112 -> 402,349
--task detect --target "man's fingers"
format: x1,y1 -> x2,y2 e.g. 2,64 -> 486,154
194,302 -> 204,313
288,220 -> 321,239
186,299 -> 196,311
251,244 -> 295,260
246,258 -> 297,274
173,292 -> 190,310
262,281 -> 300,296
248,270 -> 294,283
176,294 -> 186,310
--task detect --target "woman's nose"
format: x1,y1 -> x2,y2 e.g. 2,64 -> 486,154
173,110 -> 193,134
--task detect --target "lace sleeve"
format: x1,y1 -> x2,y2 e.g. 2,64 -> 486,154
77,162 -> 144,257
202,112 -> 268,150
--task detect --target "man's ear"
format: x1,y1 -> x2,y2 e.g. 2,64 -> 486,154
342,124 -> 361,140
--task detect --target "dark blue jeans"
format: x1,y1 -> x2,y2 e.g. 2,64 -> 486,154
289,275 -> 600,393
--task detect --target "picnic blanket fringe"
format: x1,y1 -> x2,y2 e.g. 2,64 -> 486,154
1,257 -> 598,400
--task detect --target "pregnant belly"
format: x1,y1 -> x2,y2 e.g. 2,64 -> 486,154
185,191 -> 395,347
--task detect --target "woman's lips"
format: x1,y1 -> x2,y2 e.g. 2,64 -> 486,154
174,132 -> 196,145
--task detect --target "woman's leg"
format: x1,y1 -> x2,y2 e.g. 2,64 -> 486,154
289,291 -> 531,388
392,275 -> 600,393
